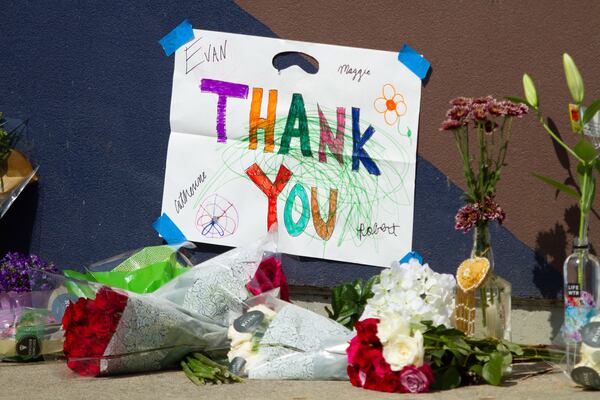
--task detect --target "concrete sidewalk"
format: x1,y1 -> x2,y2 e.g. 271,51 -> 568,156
1,361 -> 597,400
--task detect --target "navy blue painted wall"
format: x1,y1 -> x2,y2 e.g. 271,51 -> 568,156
0,1 -> 556,298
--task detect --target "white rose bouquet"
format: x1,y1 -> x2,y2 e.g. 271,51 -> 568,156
226,294 -> 353,380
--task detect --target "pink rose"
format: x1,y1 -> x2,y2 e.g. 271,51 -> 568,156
398,364 -> 433,393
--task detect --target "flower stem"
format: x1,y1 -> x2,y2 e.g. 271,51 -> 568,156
537,112 -> 584,163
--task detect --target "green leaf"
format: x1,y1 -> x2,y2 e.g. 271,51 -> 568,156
361,275 -> 379,301
582,175 -> 596,212
482,352 -> 505,385
523,74 -> 539,108
430,349 -> 446,360
532,173 -> 579,198
563,53 -> 584,104
324,306 -> 333,318
583,99 -> 600,124
574,139 -> 597,163
504,96 -> 529,106
501,340 -> 524,356
469,364 -> 483,378
439,367 -> 462,390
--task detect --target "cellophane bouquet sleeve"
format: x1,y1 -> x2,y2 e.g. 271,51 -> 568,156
151,234 -> 279,326
227,293 -> 353,380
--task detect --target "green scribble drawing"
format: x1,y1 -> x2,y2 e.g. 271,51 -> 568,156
193,106 -> 413,250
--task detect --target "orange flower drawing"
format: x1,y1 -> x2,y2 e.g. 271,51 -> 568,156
374,84 -> 407,125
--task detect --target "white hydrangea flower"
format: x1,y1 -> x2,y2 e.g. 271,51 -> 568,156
363,257 -> 456,327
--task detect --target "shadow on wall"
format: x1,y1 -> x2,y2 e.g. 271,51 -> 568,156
0,183 -> 39,256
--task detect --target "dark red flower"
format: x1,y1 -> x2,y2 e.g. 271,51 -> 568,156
62,287 -> 128,376
245,256 -> 290,301
347,365 -> 364,387
364,367 -> 401,393
419,363 -> 435,384
479,196 -> 506,224
354,318 -> 380,344
347,337 -> 384,369
455,204 -> 481,233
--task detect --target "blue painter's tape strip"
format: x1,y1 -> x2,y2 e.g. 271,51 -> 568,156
153,213 -> 187,244
398,44 -> 430,80
159,19 -> 194,56
399,251 -> 423,265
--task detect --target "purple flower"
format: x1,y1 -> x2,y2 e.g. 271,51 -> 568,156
0,252 -> 57,293
450,97 -> 472,107
455,204 -> 481,233
506,102 -> 529,117
440,119 -> 465,131
470,104 -> 488,121
446,105 -> 471,122
487,100 -> 509,116
472,95 -> 494,106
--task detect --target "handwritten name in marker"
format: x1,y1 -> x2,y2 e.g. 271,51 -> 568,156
357,222 -> 400,241
174,171 -> 207,214
337,64 -> 371,82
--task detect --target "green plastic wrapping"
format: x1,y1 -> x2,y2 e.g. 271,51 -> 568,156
63,246 -> 190,294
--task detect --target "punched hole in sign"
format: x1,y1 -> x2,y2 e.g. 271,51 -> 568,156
272,51 -> 319,74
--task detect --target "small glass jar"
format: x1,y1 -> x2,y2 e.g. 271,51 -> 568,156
472,223 -> 512,341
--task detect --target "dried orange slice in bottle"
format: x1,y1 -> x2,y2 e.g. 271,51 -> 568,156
456,257 -> 490,292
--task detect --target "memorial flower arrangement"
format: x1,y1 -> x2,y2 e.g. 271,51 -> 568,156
440,96 -> 528,234
61,236 -> 290,378
322,254 -> 561,393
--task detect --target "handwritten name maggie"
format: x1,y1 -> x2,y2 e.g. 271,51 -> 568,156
357,222 -> 400,240
338,64 -> 371,82
175,171 -> 207,214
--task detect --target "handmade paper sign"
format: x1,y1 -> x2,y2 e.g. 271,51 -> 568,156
161,29 -> 423,266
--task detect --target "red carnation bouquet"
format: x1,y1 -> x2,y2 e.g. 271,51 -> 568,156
347,317 -> 434,394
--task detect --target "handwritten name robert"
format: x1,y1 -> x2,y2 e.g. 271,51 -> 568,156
357,222 -> 400,240
174,171 -> 207,214
338,64 -> 371,82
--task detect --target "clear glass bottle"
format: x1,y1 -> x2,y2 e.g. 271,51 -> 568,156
562,219 -> 600,372
472,223 -> 513,341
